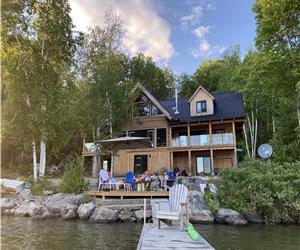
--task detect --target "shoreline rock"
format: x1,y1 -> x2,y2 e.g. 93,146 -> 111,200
216,208 -> 248,225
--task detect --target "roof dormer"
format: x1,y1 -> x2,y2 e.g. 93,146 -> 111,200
188,85 -> 214,116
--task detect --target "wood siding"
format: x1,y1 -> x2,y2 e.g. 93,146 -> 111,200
113,148 -> 170,176
189,89 -> 214,116
213,149 -> 234,168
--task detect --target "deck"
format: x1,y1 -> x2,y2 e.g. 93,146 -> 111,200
87,191 -> 169,199
137,223 -> 215,250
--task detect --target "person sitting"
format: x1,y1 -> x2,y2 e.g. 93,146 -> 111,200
151,173 -> 160,191
160,171 -> 169,190
181,170 -> 189,176
142,170 -> 152,190
98,167 -> 110,190
173,167 -> 180,178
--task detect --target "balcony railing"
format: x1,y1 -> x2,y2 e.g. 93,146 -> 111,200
190,134 -> 209,146
171,133 -> 234,147
171,136 -> 188,147
212,133 -> 234,145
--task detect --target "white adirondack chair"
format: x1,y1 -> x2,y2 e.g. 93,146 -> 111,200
155,184 -> 189,231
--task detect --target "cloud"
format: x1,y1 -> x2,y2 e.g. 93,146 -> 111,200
69,0 -> 174,62
192,40 -> 227,58
180,4 -> 203,28
193,25 -> 210,39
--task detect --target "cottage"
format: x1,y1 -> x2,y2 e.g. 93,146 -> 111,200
84,84 -> 246,177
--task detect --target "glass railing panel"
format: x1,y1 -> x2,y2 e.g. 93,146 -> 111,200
223,133 -> 234,144
212,133 -> 234,145
190,135 -> 200,146
172,136 -> 188,147
212,134 -> 223,145
200,134 -> 209,146
179,136 -> 188,147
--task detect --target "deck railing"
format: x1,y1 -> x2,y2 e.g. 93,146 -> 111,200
171,133 -> 234,147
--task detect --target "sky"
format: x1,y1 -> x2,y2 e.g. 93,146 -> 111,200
70,0 -> 256,75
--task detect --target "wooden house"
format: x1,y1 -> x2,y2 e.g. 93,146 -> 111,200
108,84 -> 246,177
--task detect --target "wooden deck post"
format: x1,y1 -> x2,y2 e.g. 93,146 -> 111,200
188,150 -> 192,175
170,151 -> 173,169
210,149 -> 214,174
232,121 -> 238,167
187,123 -> 190,147
209,122 -> 212,145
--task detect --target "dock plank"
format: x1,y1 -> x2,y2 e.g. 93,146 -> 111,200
87,191 -> 169,199
137,224 -> 215,250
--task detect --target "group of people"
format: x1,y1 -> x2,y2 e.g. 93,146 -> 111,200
98,166 -> 190,191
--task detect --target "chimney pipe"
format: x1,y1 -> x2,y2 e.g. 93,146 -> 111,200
174,83 -> 179,114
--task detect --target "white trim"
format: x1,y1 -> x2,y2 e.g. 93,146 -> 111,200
188,85 -> 215,103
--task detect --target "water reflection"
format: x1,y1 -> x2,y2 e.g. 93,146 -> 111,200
2,217 -> 300,250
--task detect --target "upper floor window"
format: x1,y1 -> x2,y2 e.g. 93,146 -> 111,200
196,101 -> 207,113
133,94 -> 162,117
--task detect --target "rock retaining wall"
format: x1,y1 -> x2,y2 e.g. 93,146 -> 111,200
1,189 -> 256,225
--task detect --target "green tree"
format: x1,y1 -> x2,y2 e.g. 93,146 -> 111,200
2,0 -> 77,179
129,53 -> 174,99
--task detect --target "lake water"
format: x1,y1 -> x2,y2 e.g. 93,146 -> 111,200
1,217 -> 300,250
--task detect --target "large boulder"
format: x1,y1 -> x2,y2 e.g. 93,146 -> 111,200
243,209 -> 263,224
188,191 -> 208,211
89,207 -> 118,223
18,189 -> 33,201
60,202 -> 78,220
135,209 -> 152,222
190,209 -> 214,224
44,193 -> 83,215
14,201 -> 43,217
1,198 -> 17,214
77,202 -> 95,220
118,208 -> 134,222
216,208 -> 248,225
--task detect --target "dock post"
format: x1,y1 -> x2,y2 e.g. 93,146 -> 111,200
144,198 -> 146,225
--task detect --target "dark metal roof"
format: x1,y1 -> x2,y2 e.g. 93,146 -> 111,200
158,91 -> 245,123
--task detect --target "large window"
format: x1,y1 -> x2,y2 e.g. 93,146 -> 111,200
157,128 -> 167,147
133,95 -> 162,117
196,100 -> 207,113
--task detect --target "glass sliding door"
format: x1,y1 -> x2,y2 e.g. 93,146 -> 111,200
196,157 -> 211,175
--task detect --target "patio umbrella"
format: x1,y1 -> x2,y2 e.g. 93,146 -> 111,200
98,136 -> 152,150
98,136 -> 152,176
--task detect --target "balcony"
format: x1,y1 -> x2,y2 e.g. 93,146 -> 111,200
171,133 -> 234,148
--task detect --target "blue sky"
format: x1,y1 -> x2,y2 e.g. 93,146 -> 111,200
70,0 -> 256,75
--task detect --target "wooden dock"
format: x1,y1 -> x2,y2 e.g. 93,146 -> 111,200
87,191 -> 169,199
137,223 -> 215,250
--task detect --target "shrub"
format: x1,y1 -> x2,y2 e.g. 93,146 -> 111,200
26,176 -> 52,195
214,160 -> 300,223
59,156 -> 88,194
204,191 -> 220,214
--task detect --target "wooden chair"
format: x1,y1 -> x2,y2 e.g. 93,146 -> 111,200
155,184 -> 189,231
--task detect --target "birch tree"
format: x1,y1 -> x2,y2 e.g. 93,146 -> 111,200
80,11 -> 133,177
2,0 -> 77,180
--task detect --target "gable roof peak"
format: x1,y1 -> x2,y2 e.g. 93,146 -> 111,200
188,85 -> 215,103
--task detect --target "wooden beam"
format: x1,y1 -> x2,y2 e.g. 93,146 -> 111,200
232,121 -> 238,167
188,150 -> 192,175
209,122 -> 212,145
187,123 -> 190,147
170,151 -> 173,169
210,149 -> 214,174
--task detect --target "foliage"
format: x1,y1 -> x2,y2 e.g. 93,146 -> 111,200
80,193 -> 92,204
204,191 -> 220,214
59,157 -> 88,194
26,176 -> 52,196
215,160 -> 300,223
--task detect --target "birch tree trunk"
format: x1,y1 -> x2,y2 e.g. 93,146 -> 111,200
39,141 -> 46,176
32,141 -> 38,181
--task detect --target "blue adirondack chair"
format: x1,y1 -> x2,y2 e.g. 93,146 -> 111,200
124,171 -> 136,190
